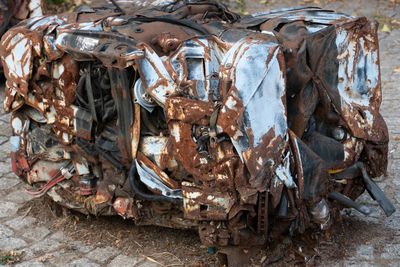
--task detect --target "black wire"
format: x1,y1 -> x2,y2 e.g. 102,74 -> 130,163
95,145 -> 125,170
129,162 -> 183,205
109,0 -> 125,15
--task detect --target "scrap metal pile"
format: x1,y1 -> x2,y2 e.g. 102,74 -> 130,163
1,0 -> 395,259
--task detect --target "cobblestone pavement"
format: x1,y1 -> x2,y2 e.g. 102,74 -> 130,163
0,0 -> 399,266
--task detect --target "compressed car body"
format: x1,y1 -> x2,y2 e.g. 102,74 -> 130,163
1,0 -> 395,261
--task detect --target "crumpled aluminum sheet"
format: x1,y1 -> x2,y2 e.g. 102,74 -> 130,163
0,0 -> 395,262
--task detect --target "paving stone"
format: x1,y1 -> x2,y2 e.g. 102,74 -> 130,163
395,192 -> 400,205
381,243 -> 400,259
357,192 -> 379,207
0,135 -> 8,145
0,223 -> 14,237
62,258 -> 100,267
2,172 -> 19,180
0,177 -> 20,190
30,239 -> 62,254
0,201 -> 19,218
66,241 -> 94,254
351,245 -> 374,261
0,160 -> 11,176
86,246 -> 120,263
15,260 -> 45,267
108,255 -> 143,267
47,251 -> 79,266
0,237 -> 27,250
5,189 -> 36,204
0,112 -> 11,123
49,230 -> 68,241
0,124 -> 12,137
22,226 -> 51,242
340,261 -> 375,267
15,248 -> 34,261
5,216 -> 37,230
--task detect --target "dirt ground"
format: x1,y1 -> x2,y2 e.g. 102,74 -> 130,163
7,0 -> 400,266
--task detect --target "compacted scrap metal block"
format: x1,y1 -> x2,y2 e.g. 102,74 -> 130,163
0,0 -> 395,261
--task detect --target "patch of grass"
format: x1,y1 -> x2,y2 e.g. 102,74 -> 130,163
0,251 -> 24,265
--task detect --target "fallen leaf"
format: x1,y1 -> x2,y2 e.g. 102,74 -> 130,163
325,230 -> 331,240
391,19 -> 400,25
381,24 -> 391,33
394,66 -> 400,73
38,254 -> 54,262
38,256 -> 47,262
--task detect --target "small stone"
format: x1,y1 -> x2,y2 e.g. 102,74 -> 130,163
0,177 -> 20,190
6,190 -> 36,204
0,151 -> 9,162
0,112 -> 12,123
62,258 -> 100,267
0,237 -> 27,250
0,135 -> 8,145
0,124 -> 12,138
352,245 -> 374,261
0,223 -> 14,237
66,241 -> 94,254
86,247 -> 120,263
394,192 -> 400,205
341,261 -> 374,267
50,231 -> 68,241
0,201 -> 19,218
15,260 -> 45,267
381,243 -> 400,259
22,226 -> 51,242
3,172 -> 19,180
357,192 -> 379,207
108,255 -> 143,267
48,251 -> 78,266
30,239 -> 62,254
0,156 -> 12,174
6,216 -> 37,230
